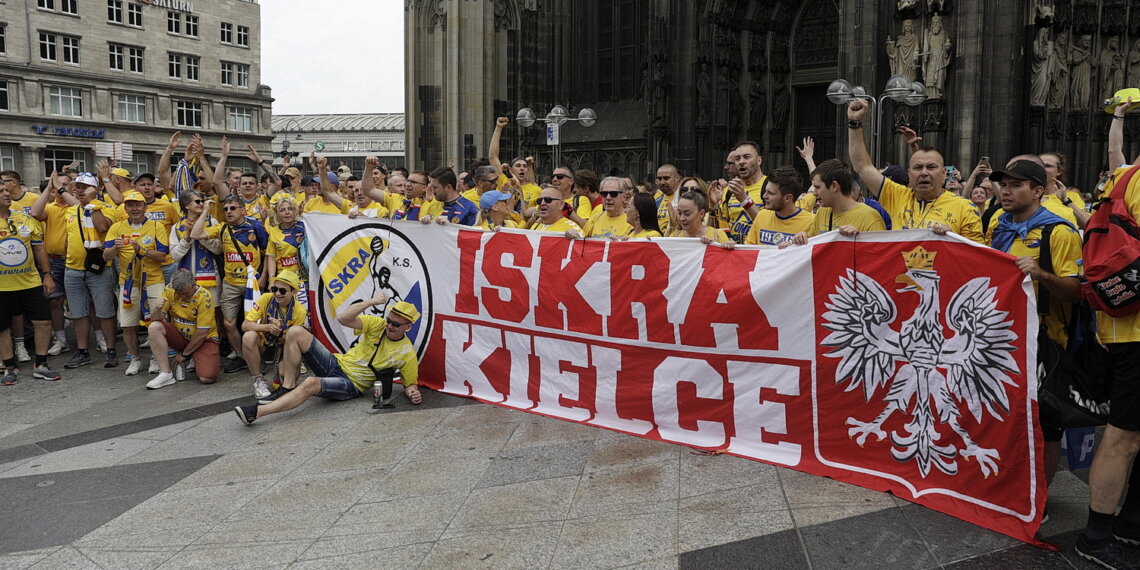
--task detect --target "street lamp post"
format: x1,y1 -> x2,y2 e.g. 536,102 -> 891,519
826,75 -> 927,166
276,118 -> 304,160
515,105 -> 597,170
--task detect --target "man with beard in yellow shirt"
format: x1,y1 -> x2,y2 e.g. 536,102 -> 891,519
846,99 -> 983,243
745,166 -> 814,246
721,141 -> 769,243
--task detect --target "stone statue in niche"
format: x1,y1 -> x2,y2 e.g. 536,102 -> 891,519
923,14 -> 953,98
1048,33 -> 1069,110
1070,34 -> 1095,110
1034,0 -> 1055,21
772,74 -> 790,131
715,65 -> 731,126
651,59 -> 668,126
696,62 -> 711,127
1030,27 -> 1052,107
1129,39 -> 1140,84
887,19 -> 921,83
1100,36 -> 1124,99
749,75 -> 767,132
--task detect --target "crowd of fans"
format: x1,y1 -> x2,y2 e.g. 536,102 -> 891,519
2,103 -> 1140,567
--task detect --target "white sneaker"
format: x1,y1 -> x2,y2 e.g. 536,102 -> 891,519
139,336 -> 150,349
225,350 -> 239,360
48,337 -> 68,356
148,358 -> 160,374
146,372 -> 175,390
125,357 -> 142,376
15,343 -> 31,363
253,376 -> 271,399
95,334 -> 108,354
185,359 -> 195,372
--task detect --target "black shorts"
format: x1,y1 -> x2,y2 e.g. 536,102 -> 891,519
0,286 -> 51,331
1105,343 -> 1140,432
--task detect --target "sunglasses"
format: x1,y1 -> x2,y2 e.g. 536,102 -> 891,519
551,173 -> 570,180
386,317 -> 410,327
269,286 -> 291,294
600,191 -> 621,198
223,206 -> 242,212
191,199 -> 204,204
537,196 -> 561,204
681,185 -> 701,191
408,179 -> 427,186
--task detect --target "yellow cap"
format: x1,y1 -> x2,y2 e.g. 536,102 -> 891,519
1105,88 -> 1140,114
389,301 -> 420,323
272,270 -> 300,291
110,167 -> 131,178
121,190 -> 146,202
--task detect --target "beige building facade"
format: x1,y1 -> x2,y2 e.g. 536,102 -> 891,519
0,0 -> 272,181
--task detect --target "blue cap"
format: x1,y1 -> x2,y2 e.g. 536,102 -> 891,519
479,190 -> 513,210
326,172 -> 340,186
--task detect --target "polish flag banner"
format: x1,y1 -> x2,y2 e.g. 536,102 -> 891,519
306,214 -> 1046,546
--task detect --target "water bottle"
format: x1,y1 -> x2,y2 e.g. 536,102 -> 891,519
174,362 -> 185,381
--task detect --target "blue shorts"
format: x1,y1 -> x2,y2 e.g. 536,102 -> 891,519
64,268 -> 116,319
302,338 -> 361,401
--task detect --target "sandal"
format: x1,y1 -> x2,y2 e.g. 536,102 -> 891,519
405,385 -> 422,405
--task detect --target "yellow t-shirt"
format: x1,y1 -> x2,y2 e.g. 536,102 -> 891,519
204,221 -> 266,286
240,194 -> 271,222
474,218 -> 520,231
626,228 -> 662,239
1041,191 -> 1086,211
341,200 -> 391,219
112,197 -> 179,233
335,314 -> 420,392
745,208 -> 816,245
460,188 -> 481,205
266,222 -> 305,275
302,196 -> 342,215
984,216 -> 1082,345
0,212 -> 44,291
669,226 -> 732,244
246,292 -> 307,329
494,174 -> 542,210
569,195 -> 597,221
813,203 -> 889,234
64,201 -> 113,271
583,211 -> 633,238
654,189 -> 678,235
720,177 -> 768,243
160,285 -> 218,340
532,218 -> 582,233
796,192 -> 817,213
104,219 -> 169,286
1041,196 -> 1079,226
10,189 -> 40,215
42,201 -> 71,256
878,179 -> 984,243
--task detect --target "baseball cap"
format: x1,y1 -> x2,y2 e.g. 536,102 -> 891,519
326,172 -> 340,186
122,190 -> 146,202
74,173 -> 99,187
479,190 -> 513,210
989,160 -> 1047,188
389,301 -> 420,323
283,167 -> 301,179
110,167 -> 131,178
272,270 -> 300,291
880,165 -> 909,186
133,172 -> 156,183
301,175 -> 317,186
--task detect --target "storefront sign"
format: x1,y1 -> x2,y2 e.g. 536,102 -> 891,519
339,141 -> 406,153
31,125 -> 106,139
140,0 -> 194,12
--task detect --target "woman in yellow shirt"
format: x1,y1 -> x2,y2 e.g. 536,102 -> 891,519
622,192 -> 662,239
668,190 -> 733,246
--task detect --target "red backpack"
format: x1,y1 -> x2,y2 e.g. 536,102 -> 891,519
1082,165 -> 1140,316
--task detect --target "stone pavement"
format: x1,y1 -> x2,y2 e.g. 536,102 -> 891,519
0,351 -> 1120,569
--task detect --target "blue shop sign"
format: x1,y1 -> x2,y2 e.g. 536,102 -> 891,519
31,125 -> 106,139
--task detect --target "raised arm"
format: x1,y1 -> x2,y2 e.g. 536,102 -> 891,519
1109,101 -> 1129,169
362,156 -> 389,204
796,136 -> 818,174
212,136 -> 231,200
158,131 -> 182,193
316,156 -> 344,207
846,99 -> 886,198
337,292 -> 389,330
488,116 -> 509,169
96,160 -> 123,205
192,140 -> 216,195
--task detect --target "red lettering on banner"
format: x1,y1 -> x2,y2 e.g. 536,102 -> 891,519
534,237 -> 605,335
680,247 -> 779,351
454,230 -> 482,315
480,232 -> 533,323
607,241 -> 675,344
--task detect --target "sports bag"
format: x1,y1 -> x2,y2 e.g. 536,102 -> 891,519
1082,165 -> 1140,316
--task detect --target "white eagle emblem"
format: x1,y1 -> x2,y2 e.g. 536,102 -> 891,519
820,246 -> 1020,478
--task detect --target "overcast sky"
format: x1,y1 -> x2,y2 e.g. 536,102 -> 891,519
261,1 -> 404,115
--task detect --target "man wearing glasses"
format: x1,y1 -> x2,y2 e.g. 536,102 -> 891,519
386,170 -> 441,222
240,270 -> 307,402
191,195 -> 268,368
531,186 -> 582,237
235,292 -> 422,424
461,165 -> 503,206
583,177 -> 634,237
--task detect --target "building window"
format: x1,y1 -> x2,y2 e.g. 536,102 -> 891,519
127,3 -> 142,27
60,0 -> 77,14
220,61 -> 233,86
0,81 -> 8,111
0,25 -> 6,54
43,149 -> 84,178
116,93 -> 146,123
39,33 -> 56,61
220,22 -> 232,44
0,147 -> 14,172
236,25 -> 249,47
119,156 -> 149,178
167,53 -> 180,78
127,45 -> 142,72
62,35 -> 79,64
175,100 -> 202,127
108,44 -> 123,70
49,86 -> 82,117
185,15 -> 198,37
228,106 -> 251,132
236,63 -> 249,87
167,11 -> 180,34
107,0 -> 122,23
37,0 -> 54,9
185,55 -> 199,81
